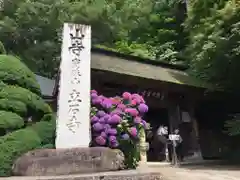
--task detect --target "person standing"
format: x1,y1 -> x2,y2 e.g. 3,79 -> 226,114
156,125 -> 170,161
174,128 -> 184,162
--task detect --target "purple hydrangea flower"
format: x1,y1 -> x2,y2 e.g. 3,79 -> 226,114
92,97 -> 102,105
109,135 -> 117,142
125,108 -> 139,117
95,136 -> 106,145
107,128 -> 117,135
141,120 -> 147,128
110,140 -> 119,148
99,117 -> 106,124
97,110 -> 106,118
121,133 -> 130,140
92,122 -> 104,132
129,127 -> 138,137
98,95 -> 105,101
108,114 -> 121,124
138,103 -> 148,113
91,93 -> 98,99
104,114 -> 111,121
100,131 -> 107,138
91,116 -> 99,124
104,124 -> 111,130
101,99 -> 113,109
122,92 -> 132,100
134,117 -> 142,124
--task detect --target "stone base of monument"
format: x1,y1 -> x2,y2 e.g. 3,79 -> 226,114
12,147 -> 125,176
11,147 -> 162,180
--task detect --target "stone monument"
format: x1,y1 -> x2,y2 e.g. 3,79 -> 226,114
56,23 -> 91,148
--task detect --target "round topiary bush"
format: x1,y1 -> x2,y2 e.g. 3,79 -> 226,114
0,53 -> 55,176
90,90 -> 149,169
0,55 -> 52,130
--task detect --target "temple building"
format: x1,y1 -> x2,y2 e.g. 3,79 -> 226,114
37,47 -> 226,162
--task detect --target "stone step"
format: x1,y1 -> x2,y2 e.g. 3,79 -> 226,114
2,170 -> 163,180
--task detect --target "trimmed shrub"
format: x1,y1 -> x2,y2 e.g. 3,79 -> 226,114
0,119 -> 56,176
0,111 -> 24,130
31,117 -> 56,145
0,99 -> 28,117
0,53 -> 56,176
0,82 -> 52,118
39,144 -> 55,149
0,55 -> 41,95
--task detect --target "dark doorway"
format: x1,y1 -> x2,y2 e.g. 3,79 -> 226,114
146,108 -> 169,162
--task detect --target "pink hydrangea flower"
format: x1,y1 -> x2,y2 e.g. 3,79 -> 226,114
139,96 -> 145,103
132,93 -> 141,99
129,127 -> 138,137
122,92 -> 132,100
95,136 -> 106,145
125,108 -> 139,117
130,99 -> 137,106
117,104 -> 126,110
91,90 -> 97,94
101,99 -> 113,109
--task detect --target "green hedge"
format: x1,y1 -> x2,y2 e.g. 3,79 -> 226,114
0,118 -> 56,176
0,99 -> 28,117
0,110 -> 24,130
0,55 -> 41,95
0,82 -> 52,119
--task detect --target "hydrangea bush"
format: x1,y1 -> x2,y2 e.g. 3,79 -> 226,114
90,90 -> 149,168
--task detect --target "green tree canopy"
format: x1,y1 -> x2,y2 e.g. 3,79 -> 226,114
0,0 -> 155,77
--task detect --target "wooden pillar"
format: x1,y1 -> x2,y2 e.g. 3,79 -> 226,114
168,103 -> 181,133
188,107 -> 203,160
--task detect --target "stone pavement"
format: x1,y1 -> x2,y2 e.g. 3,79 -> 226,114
2,162 -> 240,180
148,162 -> 240,180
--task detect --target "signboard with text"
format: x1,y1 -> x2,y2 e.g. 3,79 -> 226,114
56,23 -> 91,148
